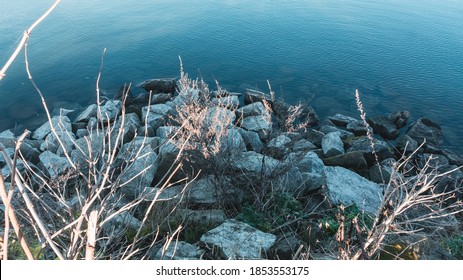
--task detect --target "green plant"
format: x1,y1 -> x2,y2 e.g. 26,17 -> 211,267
442,234 -> 463,259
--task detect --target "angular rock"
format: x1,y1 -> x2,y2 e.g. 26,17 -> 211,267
212,90 -> 242,98
325,166 -> 383,214
346,120 -> 371,136
232,151 -> 280,175
441,149 -> 463,166
32,116 -> 72,140
239,115 -> 272,140
218,128 -> 246,155
237,128 -> 263,153
328,114 -> 358,127
269,234 -> 304,260
117,140 -> 159,199
139,78 -> 177,93
71,132 -> 104,171
200,219 -> 276,259
368,115 -> 400,140
322,132 -> 345,157
291,139 -> 317,153
156,126 -> 178,139
0,130 -> 15,148
114,84 -> 134,105
99,100 -> 122,121
18,142 -> 41,165
322,151 -> 368,172
76,129 -> 89,139
212,96 -> 240,110
114,113 -> 141,143
41,130 -> 76,156
268,135 -> 291,149
244,89 -> 272,105
369,163 -> 394,184
236,102 -> 268,119
346,136 -> 394,165
74,104 -> 98,123
282,152 -> 325,194
154,241 -> 203,260
406,118 -> 444,147
39,151 -> 72,179
320,125 -> 354,140
142,104 -> 173,119
205,106 -> 236,130
301,129 -> 325,148
187,176 -> 243,206
389,110 -> 411,129
396,134 -> 419,154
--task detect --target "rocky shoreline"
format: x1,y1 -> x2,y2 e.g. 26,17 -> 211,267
1,77 -> 462,260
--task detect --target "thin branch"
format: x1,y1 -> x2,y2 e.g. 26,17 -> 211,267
0,0 -> 62,80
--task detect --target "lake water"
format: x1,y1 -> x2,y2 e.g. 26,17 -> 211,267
1,0 -> 462,152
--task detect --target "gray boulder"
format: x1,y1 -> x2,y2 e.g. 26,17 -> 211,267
236,102 -> 268,118
406,118 -> 444,147
99,100 -> 122,120
74,104 -> 98,123
237,128 -> 263,153
187,176 -> 244,206
153,241 -> 203,260
325,166 -> 383,214
32,116 -> 72,140
156,126 -> 178,139
396,134 -> 419,154
389,110 -> 411,129
291,139 -> 317,154
327,114 -> 358,127
218,128 -> 247,155
239,115 -> 272,140
71,132 -> 104,171
301,129 -> 325,147
322,132 -> 344,157
346,120 -> 371,136
39,151 -> 72,179
244,89 -> 272,105
268,135 -> 291,149
346,136 -> 394,165
231,151 -> 280,175
322,151 -> 368,172
0,130 -> 15,148
117,140 -> 159,199
40,130 -> 76,156
282,152 -> 325,194
368,115 -> 400,140
319,125 -> 354,140
212,96 -> 240,110
139,78 -> 177,93
200,219 -> 276,259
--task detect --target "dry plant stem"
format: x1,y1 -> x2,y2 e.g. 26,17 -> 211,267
85,210 -> 98,260
24,43 -> 77,171
96,48 -> 107,133
0,174 -> 34,260
0,144 -> 65,260
0,0 -> 62,80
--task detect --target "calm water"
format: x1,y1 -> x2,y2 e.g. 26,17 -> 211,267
1,0 -> 462,152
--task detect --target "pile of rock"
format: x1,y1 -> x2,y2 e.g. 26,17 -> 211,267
1,77 -> 461,260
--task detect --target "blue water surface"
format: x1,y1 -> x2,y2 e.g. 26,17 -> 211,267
0,0 -> 462,151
